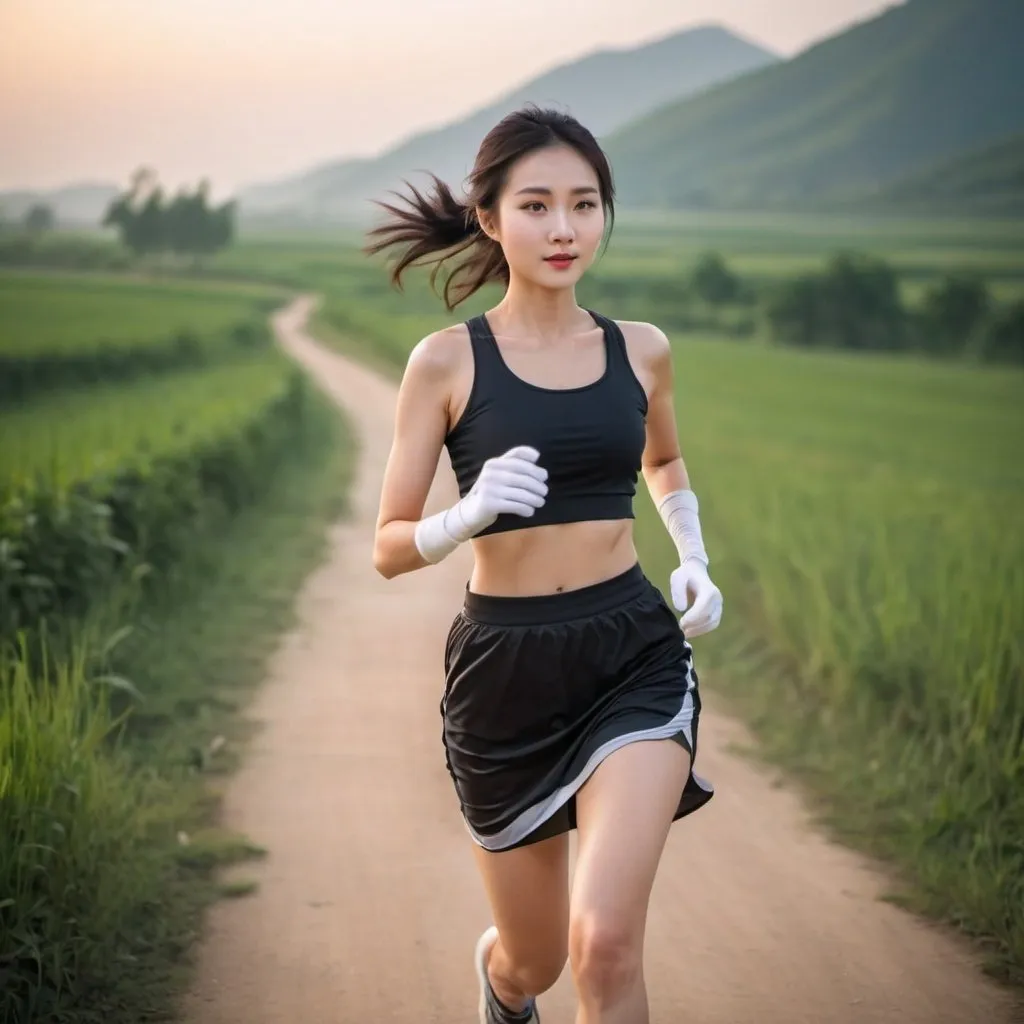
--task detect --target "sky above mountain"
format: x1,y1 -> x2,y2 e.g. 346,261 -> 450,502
0,0 -> 895,195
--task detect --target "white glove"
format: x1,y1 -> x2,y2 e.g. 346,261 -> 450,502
414,445 -> 547,563
657,489 -> 723,638
669,559 -> 723,638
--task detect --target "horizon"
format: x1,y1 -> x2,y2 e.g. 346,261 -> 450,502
1,0 -> 896,197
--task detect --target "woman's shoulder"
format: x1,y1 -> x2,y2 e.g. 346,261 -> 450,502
610,318 -> 672,367
404,321 -> 473,381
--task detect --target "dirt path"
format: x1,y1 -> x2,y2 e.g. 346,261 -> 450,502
181,295 -> 1019,1024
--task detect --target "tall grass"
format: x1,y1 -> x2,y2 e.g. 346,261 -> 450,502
0,272 -> 281,357
0,626 -> 177,1022
1,386 -> 352,1023
0,270 -> 354,1020
632,334 -> 1024,981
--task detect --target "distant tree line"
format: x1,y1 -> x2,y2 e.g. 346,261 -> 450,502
582,251 -> 1022,367
0,203 -> 57,234
102,168 -> 236,262
763,252 -> 1023,365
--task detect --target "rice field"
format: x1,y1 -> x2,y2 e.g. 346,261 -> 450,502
632,328 -> 1024,980
1,353 -> 293,492
0,265 -> 349,1022
220,214 -> 1024,983
0,271 -> 282,356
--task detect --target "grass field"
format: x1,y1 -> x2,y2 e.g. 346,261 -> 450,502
0,271 -> 283,356
0,269 -> 291,405
0,268 -> 353,1022
632,335 -> 1023,984
1,353 -> 292,491
2,207 -> 1021,1019
208,214 -> 1024,985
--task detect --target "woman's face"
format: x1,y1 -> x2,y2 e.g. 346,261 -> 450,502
480,143 -> 606,290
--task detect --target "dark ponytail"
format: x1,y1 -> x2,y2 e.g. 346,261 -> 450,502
364,174 -> 507,312
364,105 -> 615,312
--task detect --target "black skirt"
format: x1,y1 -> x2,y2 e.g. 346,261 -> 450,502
440,562 -> 714,852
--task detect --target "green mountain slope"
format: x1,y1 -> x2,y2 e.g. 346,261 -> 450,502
604,0 -> 1024,210
856,131 -> 1024,215
239,25 -> 777,220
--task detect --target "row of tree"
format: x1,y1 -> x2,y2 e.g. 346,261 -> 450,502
2,170 -> 237,264
101,169 -> 236,261
583,250 -> 1021,365
762,252 -> 1023,364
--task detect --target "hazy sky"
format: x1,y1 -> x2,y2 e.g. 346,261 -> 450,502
1,0 -> 895,196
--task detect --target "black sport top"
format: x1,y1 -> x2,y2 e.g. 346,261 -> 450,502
444,310 -> 649,537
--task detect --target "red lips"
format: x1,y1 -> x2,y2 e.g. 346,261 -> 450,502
544,253 -> 577,269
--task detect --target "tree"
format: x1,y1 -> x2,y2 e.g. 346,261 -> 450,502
764,275 -> 823,347
818,252 -> 905,351
691,251 -> 740,306
916,275 -> 990,355
765,252 -> 907,352
102,168 -> 235,263
24,203 -> 55,234
976,300 -> 1024,365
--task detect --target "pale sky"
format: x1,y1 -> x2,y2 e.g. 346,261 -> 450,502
1,0 -> 895,196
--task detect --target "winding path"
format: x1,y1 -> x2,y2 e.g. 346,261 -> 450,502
181,295 -> 1019,1024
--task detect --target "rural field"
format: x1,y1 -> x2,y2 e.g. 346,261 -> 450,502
0,267 -> 353,1022
1,206 -> 1022,1021
214,209 -> 1024,981
5,0 -> 1024,1019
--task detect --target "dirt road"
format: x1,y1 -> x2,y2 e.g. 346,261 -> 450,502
181,295 -> 1019,1024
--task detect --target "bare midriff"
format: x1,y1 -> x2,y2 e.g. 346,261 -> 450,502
467,518 -> 638,596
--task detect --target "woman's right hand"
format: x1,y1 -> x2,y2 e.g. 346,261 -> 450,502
451,445 -> 549,538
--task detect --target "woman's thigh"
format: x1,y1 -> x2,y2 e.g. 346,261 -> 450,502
472,831 -> 571,969
571,739 -> 692,938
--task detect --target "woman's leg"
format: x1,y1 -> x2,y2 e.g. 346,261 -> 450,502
568,739 -> 692,1024
471,832 -> 571,1012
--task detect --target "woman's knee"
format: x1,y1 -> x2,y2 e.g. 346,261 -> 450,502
500,943 -> 568,996
568,909 -> 642,1005
472,833 -> 570,997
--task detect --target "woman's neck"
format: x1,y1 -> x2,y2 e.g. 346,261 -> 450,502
487,277 -> 592,344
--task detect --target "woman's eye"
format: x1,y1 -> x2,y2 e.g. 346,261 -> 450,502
521,199 -> 597,212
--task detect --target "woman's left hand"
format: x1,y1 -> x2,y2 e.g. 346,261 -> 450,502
669,560 -> 723,638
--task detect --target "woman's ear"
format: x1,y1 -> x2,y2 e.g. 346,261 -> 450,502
475,206 -> 500,243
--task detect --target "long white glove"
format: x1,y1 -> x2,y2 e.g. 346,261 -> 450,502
414,446 -> 548,564
657,489 -> 723,638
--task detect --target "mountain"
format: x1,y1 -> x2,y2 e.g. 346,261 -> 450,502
854,131 -> 1024,216
239,25 -> 778,221
0,182 -> 119,227
603,0 -> 1024,211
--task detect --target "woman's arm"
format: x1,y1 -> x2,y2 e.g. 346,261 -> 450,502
634,323 -> 723,638
373,332 -> 457,578
373,329 -> 549,578
639,326 -> 692,507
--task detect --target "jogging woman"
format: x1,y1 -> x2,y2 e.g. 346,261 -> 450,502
368,106 -> 723,1024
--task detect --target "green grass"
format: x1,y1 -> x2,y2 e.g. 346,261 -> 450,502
0,384 -> 353,1023
0,265 -> 358,1020
204,218 -> 1024,338
0,271 -> 282,357
0,351 -> 293,492
642,336 -> 1024,985
242,225 -> 1024,986
5,214 -> 1020,1004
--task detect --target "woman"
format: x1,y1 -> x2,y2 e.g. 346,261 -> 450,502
367,106 -> 723,1024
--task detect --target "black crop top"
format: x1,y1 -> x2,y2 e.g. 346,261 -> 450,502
444,310 -> 649,537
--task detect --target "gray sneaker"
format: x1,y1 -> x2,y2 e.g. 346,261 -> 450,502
474,926 -> 540,1023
